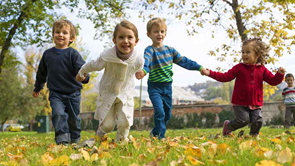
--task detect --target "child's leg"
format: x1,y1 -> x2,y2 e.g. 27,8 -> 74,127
97,100 -> 117,137
49,91 -> 70,144
116,111 -> 130,142
226,106 -> 250,132
291,107 -> 295,127
65,91 -> 82,144
162,84 -> 172,138
249,108 -> 262,136
285,106 -> 292,129
148,82 -> 167,139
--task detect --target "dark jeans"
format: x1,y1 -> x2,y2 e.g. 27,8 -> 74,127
227,106 -> 262,136
284,106 -> 295,129
148,81 -> 172,139
49,90 -> 81,144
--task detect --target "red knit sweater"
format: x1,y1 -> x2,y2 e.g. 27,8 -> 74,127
209,63 -> 284,106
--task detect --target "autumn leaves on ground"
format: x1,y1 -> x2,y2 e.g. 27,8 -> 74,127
1,128 -> 295,166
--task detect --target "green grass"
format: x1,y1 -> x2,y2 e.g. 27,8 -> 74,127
0,127 -> 294,165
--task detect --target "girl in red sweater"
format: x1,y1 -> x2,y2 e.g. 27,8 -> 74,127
204,38 -> 285,137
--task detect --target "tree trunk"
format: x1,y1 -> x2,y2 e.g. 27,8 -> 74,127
0,117 -> 8,132
231,0 -> 248,41
0,0 -> 37,74
30,119 -> 34,131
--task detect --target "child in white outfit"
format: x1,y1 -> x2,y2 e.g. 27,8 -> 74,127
76,20 -> 144,142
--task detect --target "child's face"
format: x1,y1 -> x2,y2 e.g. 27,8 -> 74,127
53,25 -> 74,49
241,42 -> 258,65
113,27 -> 138,55
285,76 -> 294,87
147,25 -> 166,48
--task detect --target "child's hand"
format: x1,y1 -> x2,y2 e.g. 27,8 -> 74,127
135,71 -> 145,80
200,68 -> 210,76
278,67 -> 286,75
32,91 -> 40,98
76,73 -> 87,82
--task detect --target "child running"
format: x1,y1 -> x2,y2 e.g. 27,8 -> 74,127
203,37 -> 285,137
33,19 -> 89,145
282,73 -> 295,129
76,20 -> 144,142
135,17 -> 206,139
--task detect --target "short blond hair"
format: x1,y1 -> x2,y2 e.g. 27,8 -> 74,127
146,17 -> 167,33
113,20 -> 138,40
52,19 -> 77,45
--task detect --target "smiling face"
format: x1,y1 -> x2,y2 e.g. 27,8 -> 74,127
285,76 -> 294,87
241,42 -> 258,65
112,26 -> 138,55
53,25 -> 75,49
147,25 -> 166,48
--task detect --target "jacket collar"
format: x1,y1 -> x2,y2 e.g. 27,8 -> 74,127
101,46 -> 137,64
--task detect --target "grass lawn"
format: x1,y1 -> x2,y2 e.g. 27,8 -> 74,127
0,127 -> 295,166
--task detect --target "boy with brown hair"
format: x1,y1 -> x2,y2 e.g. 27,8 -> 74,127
135,17 -> 206,139
33,19 -> 89,145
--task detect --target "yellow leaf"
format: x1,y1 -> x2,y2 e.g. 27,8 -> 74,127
168,141 -> 179,147
256,160 -> 282,166
254,146 -> 272,158
277,148 -> 293,164
41,152 -> 54,165
270,138 -> 281,144
80,149 -> 90,161
49,155 -> 69,166
99,152 -> 112,158
184,147 -> 202,159
208,144 -> 217,159
91,153 -> 99,161
239,140 -> 258,150
186,156 -> 205,165
218,143 -> 230,154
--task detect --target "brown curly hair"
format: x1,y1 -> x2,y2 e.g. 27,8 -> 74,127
242,37 -> 270,65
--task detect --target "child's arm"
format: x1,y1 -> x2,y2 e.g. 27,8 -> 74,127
263,67 -> 285,86
33,53 -> 47,97
135,48 -> 151,80
208,64 -> 239,82
77,56 -> 105,82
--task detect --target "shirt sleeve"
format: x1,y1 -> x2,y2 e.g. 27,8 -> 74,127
34,52 -> 47,92
209,64 -> 240,82
78,55 -> 105,78
73,50 -> 90,84
263,67 -> 284,86
172,47 -> 202,71
143,47 -> 152,74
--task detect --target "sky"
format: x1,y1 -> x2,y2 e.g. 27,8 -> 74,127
20,4 -> 295,88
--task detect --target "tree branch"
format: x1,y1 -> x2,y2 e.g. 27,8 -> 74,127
0,0 -> 37,75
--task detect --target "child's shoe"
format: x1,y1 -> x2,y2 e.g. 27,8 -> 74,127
222,120 -> 232,136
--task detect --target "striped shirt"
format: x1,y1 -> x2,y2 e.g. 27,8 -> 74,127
143,45 -> 202,83
282,86 -> 295,105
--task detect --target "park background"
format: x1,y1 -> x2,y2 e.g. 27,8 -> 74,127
1,0 -> 295,131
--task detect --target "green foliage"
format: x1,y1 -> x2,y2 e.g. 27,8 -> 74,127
81,92 -> 98,113
203,87 -> 221,101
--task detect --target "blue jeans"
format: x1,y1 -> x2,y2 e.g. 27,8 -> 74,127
148,81 -> 172,139
49,90 -> 81,144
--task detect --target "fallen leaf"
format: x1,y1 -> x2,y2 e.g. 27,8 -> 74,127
255,160 -> 282,166
186,156 -> 205,165
277,147 -> 292,164
69,154 -> 82,161
270,138 -> 281,144
80,148 -> 90,161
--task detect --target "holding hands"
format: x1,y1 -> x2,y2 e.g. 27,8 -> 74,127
135,70 -> 145,80
200,67 -> 210,76
76,73 -> 87,82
